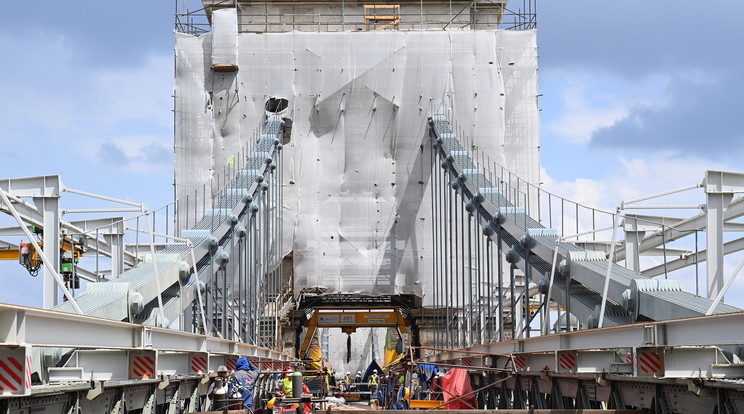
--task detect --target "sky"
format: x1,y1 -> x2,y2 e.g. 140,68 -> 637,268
536,1 -> 744,307
0,0 -> 743,308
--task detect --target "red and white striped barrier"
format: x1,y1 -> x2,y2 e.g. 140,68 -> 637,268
637,348 -> 664,377
259,361 -> 285,371
225,356 -> 237,371
512,355 -> 527,371
557,351 -> 577,372
129,352 -> 156,379
190,354 -> 208,374
0,347 -> 31,396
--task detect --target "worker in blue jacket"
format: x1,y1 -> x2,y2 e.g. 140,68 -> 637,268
230,356 -> 259,411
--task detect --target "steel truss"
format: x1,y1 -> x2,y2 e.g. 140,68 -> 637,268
0,114 -> 294,406
422,114 -> 744,412
0,115 -> 288,341
427,114 -> 742,336
0,303 -> 292,397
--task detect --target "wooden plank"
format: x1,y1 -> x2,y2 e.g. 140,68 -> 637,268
212,63 -> 239,72
363,5 -> 400,10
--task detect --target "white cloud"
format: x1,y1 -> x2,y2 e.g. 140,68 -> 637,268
542,69 -> 670,145
548,82 -> 629,144
545,154 -> 727,212
541,166 -> 605,208
619,157 -> 648,179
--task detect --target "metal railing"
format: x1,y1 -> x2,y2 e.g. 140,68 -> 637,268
37,115 -> 288,349
175,0 -> 536,34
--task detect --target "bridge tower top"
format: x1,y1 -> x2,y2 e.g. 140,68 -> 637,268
176,0 -> 536,34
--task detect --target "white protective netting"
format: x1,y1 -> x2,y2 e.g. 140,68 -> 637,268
175,16 -> 539,303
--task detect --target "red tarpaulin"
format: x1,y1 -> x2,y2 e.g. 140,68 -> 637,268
441,368 -> 475,409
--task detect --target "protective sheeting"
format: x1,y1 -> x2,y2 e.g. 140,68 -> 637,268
174,29 -> 539,300
174,32 -> 212,206
384,328 -> 398,367
323,327 -> 385,376
211,9 -> 238,66
441,368 -> 475,409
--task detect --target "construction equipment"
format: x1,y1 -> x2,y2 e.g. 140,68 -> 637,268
298,307 -> 411,366
0,231 -> 84,286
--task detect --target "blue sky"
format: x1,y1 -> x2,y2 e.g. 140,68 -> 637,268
1,0 -> 743,308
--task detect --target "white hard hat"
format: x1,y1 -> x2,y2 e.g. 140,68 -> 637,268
373,369 -> 378,373
357,371 -> 362,375
346,371 -> 351,375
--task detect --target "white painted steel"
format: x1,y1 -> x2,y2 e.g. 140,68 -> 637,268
0,304 -> 292,361
423,312 -> 744,362
0,186 -> 81,313
706,192 -> 732,299
598,210 -> 620,328
644,237 -> 744,278
614,196 -> 744,262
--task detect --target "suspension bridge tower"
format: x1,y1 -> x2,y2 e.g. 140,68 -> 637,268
174,0 -> 539,371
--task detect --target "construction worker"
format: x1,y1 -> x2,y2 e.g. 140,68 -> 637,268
344,371 -> 352,391
207,365 -> 230,410
325,367 -> 336,393
230,356 -> 259,410
355,370 -> 362,384
369,369 -> 380,405
281,366 -> 295,397
278,366 -> 312,414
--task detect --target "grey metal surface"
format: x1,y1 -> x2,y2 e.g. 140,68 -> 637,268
52,255 -> 182,321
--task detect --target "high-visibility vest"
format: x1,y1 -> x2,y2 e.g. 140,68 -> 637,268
370,374 -> 379,386
345,374 -> 351,384
284,377 -> 293,397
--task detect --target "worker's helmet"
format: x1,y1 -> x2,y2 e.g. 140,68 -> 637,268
357,371 -> 362,375
285,366 -> 295,377
217,365 -> 228,373
346,371 -> 351,375
373,369 -> 378,373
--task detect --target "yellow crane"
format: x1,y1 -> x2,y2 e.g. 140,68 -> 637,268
299,307 -> 411,365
